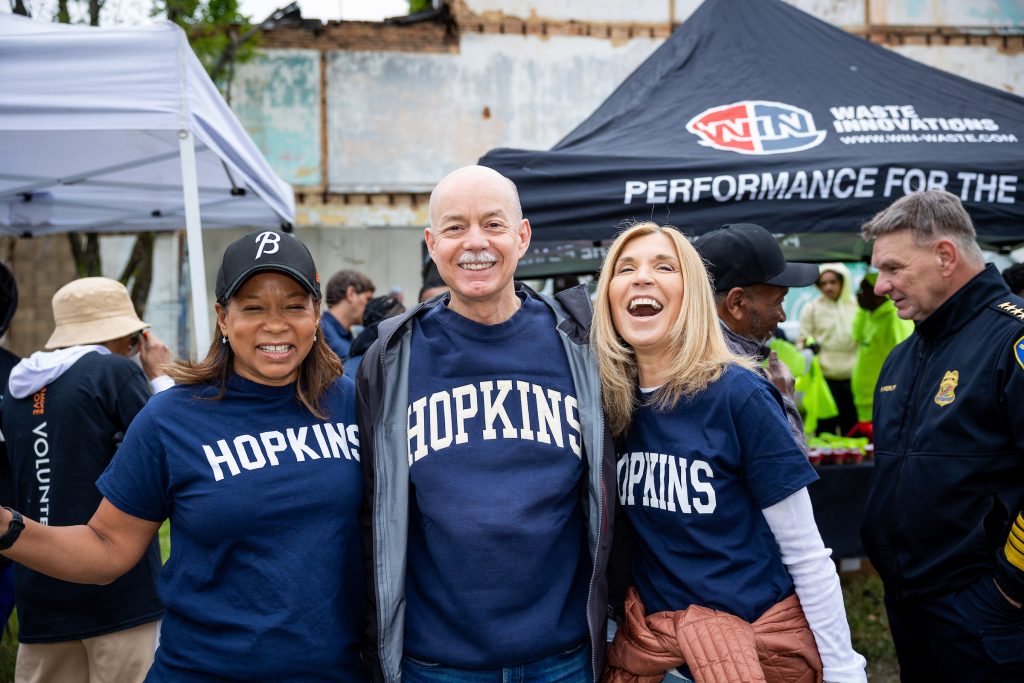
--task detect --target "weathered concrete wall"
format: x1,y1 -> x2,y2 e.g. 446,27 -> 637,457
868,0 -> 1024,26
460,0 -> 861,27
793,0 -> 864,27
325,33 -> 660,192
14,2 -> 1015,361
462,0 -> 1021,28
302,226 -> 427,304
196,225 -> 426,332
229,1 -> 1023,203
893,44 -> 1024,94
231,50 -> 322,187
461,0 -> 684,24
297,196 -> 427,230
117,3 -> 1015,362
143,234 -> 187,355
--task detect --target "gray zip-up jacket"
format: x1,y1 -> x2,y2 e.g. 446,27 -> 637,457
355,283 -> 615,683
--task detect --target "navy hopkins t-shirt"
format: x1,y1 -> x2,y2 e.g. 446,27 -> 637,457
619,366 -> 818,622
405,294 -> 590,667
97,374 -> 365,683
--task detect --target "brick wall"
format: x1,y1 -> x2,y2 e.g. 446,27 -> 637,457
0,235 -> 76,358
259,3 -> 1021,53
258,20 -> 457,53
865,30 -> 1024,51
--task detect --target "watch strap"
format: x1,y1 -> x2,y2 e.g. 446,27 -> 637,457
0,507 -> 24,550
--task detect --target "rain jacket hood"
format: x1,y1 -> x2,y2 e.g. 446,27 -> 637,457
8,346 -> 110,399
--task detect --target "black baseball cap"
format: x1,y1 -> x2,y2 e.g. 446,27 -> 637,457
362,295 -> 405,327
215,230 -> 321,303
694,223 -> 819,292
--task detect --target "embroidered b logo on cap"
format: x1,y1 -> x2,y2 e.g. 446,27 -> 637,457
215,230 -> 321,303
254,231 -> 281,260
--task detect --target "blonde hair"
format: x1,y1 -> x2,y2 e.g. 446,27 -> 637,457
591,222 -> 754,437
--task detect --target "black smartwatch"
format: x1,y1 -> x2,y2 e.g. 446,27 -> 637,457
0,507 -> 24,550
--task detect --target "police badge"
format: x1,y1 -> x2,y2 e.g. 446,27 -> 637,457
934,370 -> 959,406
1015,335 -> 1024,372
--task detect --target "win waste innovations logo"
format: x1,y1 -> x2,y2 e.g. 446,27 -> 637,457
687,101 -> 827,155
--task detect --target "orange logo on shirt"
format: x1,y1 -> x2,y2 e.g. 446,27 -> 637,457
31,388 -> 46,416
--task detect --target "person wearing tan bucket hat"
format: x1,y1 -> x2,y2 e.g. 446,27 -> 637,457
0,276 -> 173,683
43,277 -> 151,351
0,231 -> 367,682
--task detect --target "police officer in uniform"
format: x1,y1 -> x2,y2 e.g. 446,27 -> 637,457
860,190 -> 1024,681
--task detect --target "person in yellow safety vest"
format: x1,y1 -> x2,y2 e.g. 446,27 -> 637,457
798,264 -> 859,435
768,335 -> 806,383
848,272 -> 913,439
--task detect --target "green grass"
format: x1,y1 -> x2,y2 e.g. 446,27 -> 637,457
842,572 -> 894,660
0,610 -> 16,683
841,571 -> 900,681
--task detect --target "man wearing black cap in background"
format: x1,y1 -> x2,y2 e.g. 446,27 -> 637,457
345,294 -> 406,378
694,223 -> 820,454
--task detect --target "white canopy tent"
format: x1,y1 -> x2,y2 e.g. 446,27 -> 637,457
0,13 -> 296,351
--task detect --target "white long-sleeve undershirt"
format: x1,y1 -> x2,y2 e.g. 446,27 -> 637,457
761,488 -> 867,683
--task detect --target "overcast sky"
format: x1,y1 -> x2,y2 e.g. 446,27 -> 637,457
240,0 -> 410,22
2,0 -> 411,24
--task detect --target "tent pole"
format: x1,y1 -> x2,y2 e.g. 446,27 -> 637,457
178,129 -> 212,355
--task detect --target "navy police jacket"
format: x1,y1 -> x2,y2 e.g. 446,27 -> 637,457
862,264 -> 1024,601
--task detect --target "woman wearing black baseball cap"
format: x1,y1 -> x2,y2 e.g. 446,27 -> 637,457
591,223 -> 866,683
0,231 -> 367,682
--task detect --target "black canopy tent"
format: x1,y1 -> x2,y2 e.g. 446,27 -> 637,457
482,0 -> 1024,274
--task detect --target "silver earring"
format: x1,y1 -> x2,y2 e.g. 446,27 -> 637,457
221,335 -> 227,344
313,332 -> 318,342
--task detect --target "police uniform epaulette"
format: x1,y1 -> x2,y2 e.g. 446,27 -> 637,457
992,299 -> 1024,323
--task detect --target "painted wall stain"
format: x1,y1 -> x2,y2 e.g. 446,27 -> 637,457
230,50 -> 322,186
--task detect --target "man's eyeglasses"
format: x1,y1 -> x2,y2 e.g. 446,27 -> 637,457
129,331 -> 142,350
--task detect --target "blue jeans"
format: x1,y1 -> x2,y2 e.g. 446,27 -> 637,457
401,641 -> 592,683
662,668 -> 694,683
